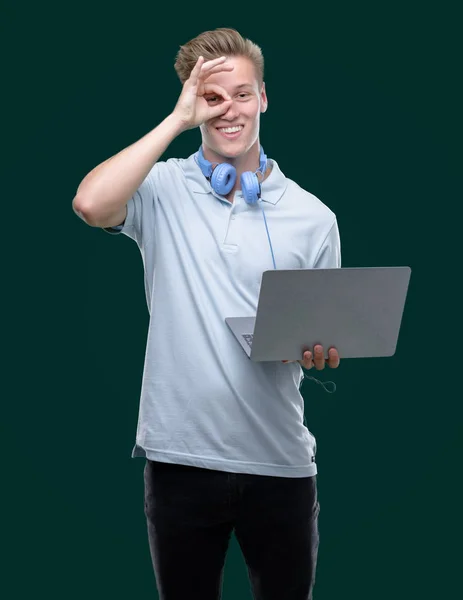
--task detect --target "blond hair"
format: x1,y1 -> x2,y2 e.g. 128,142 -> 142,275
174,28 -> 264,89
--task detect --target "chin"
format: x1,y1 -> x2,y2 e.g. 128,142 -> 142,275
210,138 -> 249,159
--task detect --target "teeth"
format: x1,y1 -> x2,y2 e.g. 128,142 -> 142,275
219,126 -> 243,133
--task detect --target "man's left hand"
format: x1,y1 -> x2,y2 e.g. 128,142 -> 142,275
282,345 -> 340,370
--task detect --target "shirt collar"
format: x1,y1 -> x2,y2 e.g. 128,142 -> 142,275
180,151 -> 288,205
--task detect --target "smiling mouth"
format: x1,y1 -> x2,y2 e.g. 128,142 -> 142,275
216,125 -> 244,138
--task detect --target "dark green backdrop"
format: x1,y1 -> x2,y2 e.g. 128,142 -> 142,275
3,1 -> 461,598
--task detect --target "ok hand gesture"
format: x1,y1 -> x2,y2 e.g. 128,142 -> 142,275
172,56 -> 234,131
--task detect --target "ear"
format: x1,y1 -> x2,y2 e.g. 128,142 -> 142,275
260,81 -> 268,114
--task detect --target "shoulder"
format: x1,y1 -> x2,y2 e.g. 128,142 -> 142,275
290,178 -> 335,214
141,156 -> 192,194
275,161 -> 337,227
148,156 -> 185,177
146,154 -> 202,189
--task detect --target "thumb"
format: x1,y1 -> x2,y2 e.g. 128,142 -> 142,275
209,99 -> 232,119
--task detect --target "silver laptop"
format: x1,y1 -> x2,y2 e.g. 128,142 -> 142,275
225,266 -> 411,362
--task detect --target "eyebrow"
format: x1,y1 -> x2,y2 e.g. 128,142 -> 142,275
233,84 -> 254,91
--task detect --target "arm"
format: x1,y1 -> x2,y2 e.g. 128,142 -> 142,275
72,55 -> 235,229
72,114 -> 185,228
313,218 -> 341,269
290,218 -> 342,371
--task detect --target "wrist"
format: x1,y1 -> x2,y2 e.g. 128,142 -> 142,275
166,112 -> 189,135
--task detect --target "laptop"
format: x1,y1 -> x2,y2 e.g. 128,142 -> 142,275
225,266 -> 412,362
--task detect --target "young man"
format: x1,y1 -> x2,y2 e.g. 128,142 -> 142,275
73,27 -> 341,600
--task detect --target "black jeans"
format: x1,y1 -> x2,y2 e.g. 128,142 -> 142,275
143,459 -> 320,600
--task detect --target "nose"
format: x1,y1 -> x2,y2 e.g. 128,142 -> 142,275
221,99 -> 240,120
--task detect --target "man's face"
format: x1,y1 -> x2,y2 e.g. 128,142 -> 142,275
199,56 -> 268,160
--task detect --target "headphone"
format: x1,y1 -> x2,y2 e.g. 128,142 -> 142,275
196,145 -> 267,206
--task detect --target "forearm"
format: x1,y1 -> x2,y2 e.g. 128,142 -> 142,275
72,113 -> 186,225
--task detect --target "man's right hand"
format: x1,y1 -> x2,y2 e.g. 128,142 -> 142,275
172,56 -> 234,131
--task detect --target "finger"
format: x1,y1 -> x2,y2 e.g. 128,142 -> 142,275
188,56 -> 205,86
200,55 -> 228,74
203,63 -> 235,78
302,351 -> 313,370
313,345 -> 325,370
208,100 -> 233,119
203,83 -> 232,101
327,347 -> 340,368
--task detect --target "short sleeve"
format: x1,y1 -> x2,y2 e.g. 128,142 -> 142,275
102,165 -> 159,248
313,218 -> 341,268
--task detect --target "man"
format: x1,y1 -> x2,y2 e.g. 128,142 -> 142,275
73,27 -> 341,600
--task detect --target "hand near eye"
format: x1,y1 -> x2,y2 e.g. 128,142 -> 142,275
282,345 -> 340,370
172,56 -> 234,131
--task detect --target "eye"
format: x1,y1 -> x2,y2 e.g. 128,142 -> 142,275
205,95 -> 221,103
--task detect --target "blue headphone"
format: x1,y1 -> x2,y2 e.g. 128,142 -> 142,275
196,145 -> 267,206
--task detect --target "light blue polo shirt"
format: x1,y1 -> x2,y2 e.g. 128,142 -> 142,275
103,149 -> 341,477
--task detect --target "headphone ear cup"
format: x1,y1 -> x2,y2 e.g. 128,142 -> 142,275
241,171 -> 261,205
211,163 -> 236,195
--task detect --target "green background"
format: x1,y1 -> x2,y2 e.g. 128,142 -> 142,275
2,1 -> 461,598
